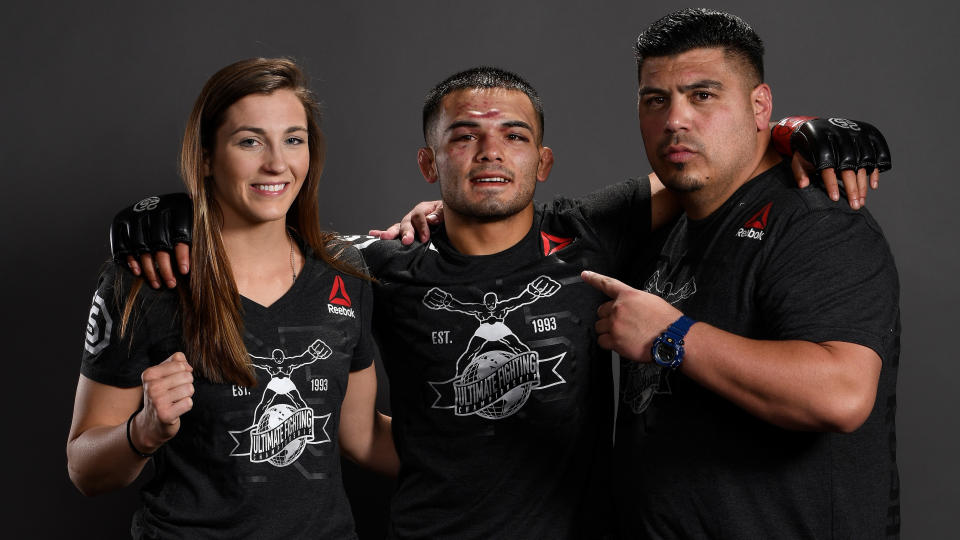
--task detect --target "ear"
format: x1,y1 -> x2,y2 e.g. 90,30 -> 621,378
751,83 -> 773,131
417,147 -> 438,184
202,150 -> 212,178
536,146 -> 554,183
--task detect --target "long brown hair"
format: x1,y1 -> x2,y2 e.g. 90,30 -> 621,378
126,58 -> 365,386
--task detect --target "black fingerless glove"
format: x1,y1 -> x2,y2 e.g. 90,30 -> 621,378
110,193 -> 193,265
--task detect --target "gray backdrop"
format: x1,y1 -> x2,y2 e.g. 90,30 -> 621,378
2,1 -> 956,537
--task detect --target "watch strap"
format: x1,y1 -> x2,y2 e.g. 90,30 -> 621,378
652,315 -> 696,370
666,315 -> 696,340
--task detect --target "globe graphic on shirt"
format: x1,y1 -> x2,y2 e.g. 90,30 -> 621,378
458,349 -> 535,419
256,403 -> 307,467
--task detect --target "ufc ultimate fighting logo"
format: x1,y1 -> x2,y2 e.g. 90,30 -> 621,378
228,339 -> 333,467
133,196 -> 160,212
423,276 -> 566,419
84,292 -> 112,354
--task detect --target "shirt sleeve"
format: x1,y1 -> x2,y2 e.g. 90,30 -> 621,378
347,248 -> 377,372
79,264 -> 180,387
336,234 -> 403,278
562,177 -> 653,276
756,205 -> 900,362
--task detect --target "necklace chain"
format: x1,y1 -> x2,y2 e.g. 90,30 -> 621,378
287,229 -> 297,283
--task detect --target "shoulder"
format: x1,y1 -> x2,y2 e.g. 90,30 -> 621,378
544,177 -> 650,215
337,234 -> 429,275
745,168 -> 896,284
81,262 -> 180,387
324,238 -> 367,272
774,178 -> 886,241
740,163 -> 885,239
91,262 -> 178,318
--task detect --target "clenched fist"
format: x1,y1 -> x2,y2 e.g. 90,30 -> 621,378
134,352 -> 194,452
423,287 -> 452,310
527,275 -> 561,298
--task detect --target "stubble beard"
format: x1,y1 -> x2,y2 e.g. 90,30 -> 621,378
440,170 -> 536,223
660,164 -> 706,194
656,134 -> 706,194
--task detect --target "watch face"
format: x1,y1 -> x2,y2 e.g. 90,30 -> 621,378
654,341 -> 676,363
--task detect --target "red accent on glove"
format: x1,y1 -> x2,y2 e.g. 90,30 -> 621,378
772,116 -> 818,156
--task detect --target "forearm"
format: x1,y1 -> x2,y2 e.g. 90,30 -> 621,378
340,412 -> 399,477
338,365 -> 399,476
681,323 -> 881,432
66,420 -> 152,496
648,172 -> 681,230
366,412 -> 400,477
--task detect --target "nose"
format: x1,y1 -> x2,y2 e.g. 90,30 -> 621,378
476,134 -> 503,162
664,100 -> 692,134
262,143 -> 288,174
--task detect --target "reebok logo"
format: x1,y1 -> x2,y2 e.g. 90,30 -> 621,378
329,275 -> 351,306
328,275 -> 355,318
736,202 -> 772,241
736,228 -> 765,240
541,232 -> 573,256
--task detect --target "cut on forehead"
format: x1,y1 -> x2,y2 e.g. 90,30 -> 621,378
426,87 -> 543,144
422,66 -> 545,144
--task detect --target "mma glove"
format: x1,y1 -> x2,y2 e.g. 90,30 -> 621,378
110,193 -> 192,265
773,116 -> 892,173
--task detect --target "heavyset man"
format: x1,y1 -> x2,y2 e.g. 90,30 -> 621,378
580,9 -> 900,538
105,25 -> 892,539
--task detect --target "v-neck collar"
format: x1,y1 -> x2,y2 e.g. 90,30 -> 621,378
239,237 -> 314,314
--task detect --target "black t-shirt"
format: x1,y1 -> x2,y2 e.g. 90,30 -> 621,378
352,178 -> 651,539
80,245 -> 375,539
615,162 -> 901,539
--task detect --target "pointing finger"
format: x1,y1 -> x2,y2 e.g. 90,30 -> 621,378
581,270 -> 629,299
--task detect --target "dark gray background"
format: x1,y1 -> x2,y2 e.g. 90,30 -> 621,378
2,1 -> 955,537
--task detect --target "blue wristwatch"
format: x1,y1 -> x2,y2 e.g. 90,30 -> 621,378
651,315 -> 696,370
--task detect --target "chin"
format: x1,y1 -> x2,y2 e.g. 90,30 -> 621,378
659,170 -> 705,194
244,208 -> 292,225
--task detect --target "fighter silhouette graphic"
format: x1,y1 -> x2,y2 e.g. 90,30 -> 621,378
228,339 -> 332,467
424,276 -> 566,419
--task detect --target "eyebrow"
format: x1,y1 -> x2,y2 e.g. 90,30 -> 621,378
502,120 -> 533,132
444,120 -> 534,132
639,79 -> 725,96
230,125 -> 308,136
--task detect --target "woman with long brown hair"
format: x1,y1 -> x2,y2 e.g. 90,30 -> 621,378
67,58 -> 396,538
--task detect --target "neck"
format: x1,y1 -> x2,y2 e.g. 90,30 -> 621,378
219,219 -> 296,276
444,204 -> 534,256
681,131 -> 782,220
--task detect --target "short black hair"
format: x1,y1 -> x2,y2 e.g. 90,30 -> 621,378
422,66 -> 545,144
635,8 -> 765,84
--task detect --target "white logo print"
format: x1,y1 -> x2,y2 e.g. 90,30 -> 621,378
423,276 -> 566,420
228,339 -> 332,467
84,292 -> 113,354
133,196 -> 160,212
827,117 -> 860,131
644,269 -> 696,305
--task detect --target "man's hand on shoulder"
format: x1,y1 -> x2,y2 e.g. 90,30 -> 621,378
369,200 -> 444,245
773,116 -> 892,210
110,193 -> 192,289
